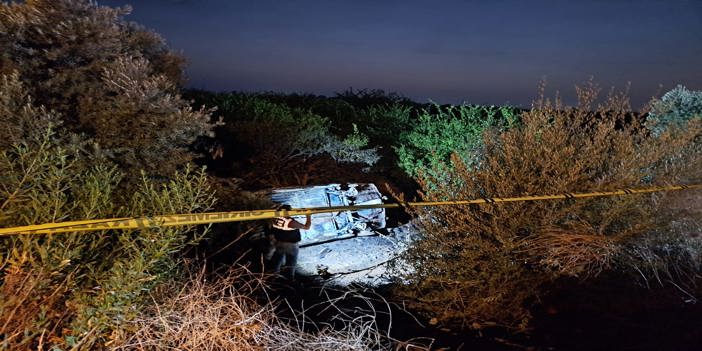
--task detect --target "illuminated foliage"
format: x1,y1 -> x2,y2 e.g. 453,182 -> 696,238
395,81 -> 702,330
395,103 -> 520,185
0,85 -> 215,348
647,85 -> 702,137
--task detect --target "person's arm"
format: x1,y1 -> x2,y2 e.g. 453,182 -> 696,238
289,214 -> 312,230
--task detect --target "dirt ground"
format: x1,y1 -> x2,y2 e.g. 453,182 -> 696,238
297,221 -> 419,286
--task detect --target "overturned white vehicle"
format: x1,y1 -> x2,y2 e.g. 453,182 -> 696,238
266,183 -> 416,286
270,183 -> 387,245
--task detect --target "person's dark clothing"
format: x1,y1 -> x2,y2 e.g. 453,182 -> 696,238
270,241 -> 299,280
266,226 -> 302,280
269,226 -> 301,243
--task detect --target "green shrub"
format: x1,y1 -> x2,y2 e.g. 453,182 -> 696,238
195,93 -> 379,183
395,103 -> 519,183
334,88 -> 412,109
646,85 -> 702,137
216,94 -> 330,162
66,165 -> 215,346
360,103 -> 414,145
321,123 -> 380,166
310,98 -> 361,135
0,134 -> 214,348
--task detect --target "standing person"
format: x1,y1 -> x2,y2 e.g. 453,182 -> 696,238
267,204 -> 311,280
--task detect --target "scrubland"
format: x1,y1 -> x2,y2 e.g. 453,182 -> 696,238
1,1 -> 701,350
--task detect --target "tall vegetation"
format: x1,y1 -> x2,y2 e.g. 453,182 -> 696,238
0,0 -> 216,348
0,72 -> 388,351
188,88 -> 417,147
188,92 -> 380,186
0,0 -> 217,176
361,103 -> 414,145
395,104 -> 520,183
395,81 -> 702,330
0,2 -> 388,349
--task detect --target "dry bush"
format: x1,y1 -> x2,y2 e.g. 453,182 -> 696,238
394,230 -> 538,330
517,223 -> 619,278
116,266 -> 268,350
0,266 -> 71,349
621,228 -> 702,301
0,72 -> 62,150
395,80 -> 702,330
117,265 -> 390,351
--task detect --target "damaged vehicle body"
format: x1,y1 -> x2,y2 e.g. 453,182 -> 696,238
270,183 -> 387,245
258,182 -> 417,286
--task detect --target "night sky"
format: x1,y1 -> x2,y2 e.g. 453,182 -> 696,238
101,0 -> 702,107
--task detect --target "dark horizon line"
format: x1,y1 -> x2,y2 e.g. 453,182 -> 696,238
183,83 -> 669,111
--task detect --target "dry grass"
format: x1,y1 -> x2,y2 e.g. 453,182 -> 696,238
517,224 -> 619,278
619,190 -> 702,299
117,267 -> 266,350
116,265 -> 391,351
0,266 -> 69,349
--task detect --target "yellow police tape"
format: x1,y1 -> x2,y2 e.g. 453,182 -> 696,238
0,183 -> 700,236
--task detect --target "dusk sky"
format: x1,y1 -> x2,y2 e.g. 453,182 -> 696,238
102,0 -> 702,107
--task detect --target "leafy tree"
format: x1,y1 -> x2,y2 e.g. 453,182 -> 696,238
321,123 -> 380,166
217,94 -> 330,163
310,98 -> 361,135
0,0 -> 216,176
